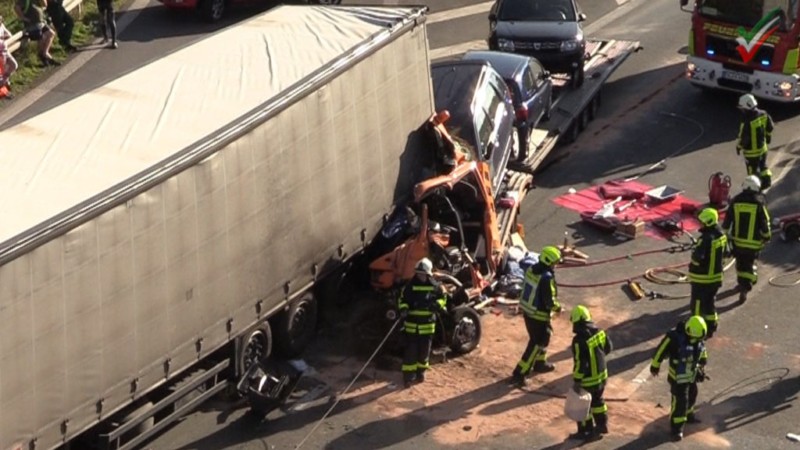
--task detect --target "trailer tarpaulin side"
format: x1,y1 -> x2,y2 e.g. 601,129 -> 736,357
0,6 -> 433,449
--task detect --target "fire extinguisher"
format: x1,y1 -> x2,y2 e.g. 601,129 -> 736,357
708,172 -> 731,208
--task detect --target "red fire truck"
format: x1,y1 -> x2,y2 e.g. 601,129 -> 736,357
681,0 -> 800,101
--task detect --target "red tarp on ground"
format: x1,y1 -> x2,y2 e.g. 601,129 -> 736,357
552,180 -> 719,240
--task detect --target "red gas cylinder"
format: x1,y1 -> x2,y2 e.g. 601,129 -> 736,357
708,172 -> 731,208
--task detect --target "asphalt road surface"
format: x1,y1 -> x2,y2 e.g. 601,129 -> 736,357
8,0 -> 800,448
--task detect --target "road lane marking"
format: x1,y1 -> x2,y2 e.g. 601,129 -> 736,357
430,38 -> 489,61
0,0 -> 150,125
427,1 -> 494,25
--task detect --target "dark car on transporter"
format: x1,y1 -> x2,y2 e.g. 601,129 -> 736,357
487,0 -> 587,88
430,60 -> 517,196
462,50 -> 553,160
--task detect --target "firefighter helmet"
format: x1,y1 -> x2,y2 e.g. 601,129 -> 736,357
685,315 -> 708,339
698,208 -> 719,227
738,94 -> 757,110
415,258 -> 434,276
742,175 -> 761,192
570,305 -> 592,324
539,246 -> 562,266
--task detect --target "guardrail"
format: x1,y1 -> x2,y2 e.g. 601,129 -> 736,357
5,0 -> 84,54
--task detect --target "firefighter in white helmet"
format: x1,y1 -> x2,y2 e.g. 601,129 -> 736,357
721,175 -> 772,303
736,94 -> 775,190
397,258 -> 447,387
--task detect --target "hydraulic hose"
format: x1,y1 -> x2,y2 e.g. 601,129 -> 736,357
558,244 -> 691,269
768,271 -> 800,287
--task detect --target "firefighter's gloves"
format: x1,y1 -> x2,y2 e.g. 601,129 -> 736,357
697,366 -> 709,383
650,365 -> 660,378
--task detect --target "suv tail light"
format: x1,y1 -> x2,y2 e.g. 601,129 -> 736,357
515,105 -> 528,122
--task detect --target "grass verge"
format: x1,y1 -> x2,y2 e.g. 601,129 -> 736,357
1,0 -> 120,103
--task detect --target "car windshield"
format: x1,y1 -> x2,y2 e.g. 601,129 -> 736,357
497,0 -> 576,22
698,0 -> 799,30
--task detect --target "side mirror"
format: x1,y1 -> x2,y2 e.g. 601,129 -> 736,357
578,13 -> 587,21
488,12 -> 497,21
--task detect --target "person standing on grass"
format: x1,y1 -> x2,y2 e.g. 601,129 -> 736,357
45,0 -> 77,52
0,16 -> 19,90
14,0 -> 60,66
97,0 -> 118,49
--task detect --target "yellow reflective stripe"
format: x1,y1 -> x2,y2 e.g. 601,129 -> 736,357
408,311 -> 433,317
591,404 -> 608,414
402,364 -> 418,372
733,203 -> 761,248
688,29 -> 695,56
412,286 -> 435,292
784,48 -> 799,75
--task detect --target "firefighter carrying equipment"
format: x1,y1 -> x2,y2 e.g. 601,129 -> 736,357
572,318 -> 613,388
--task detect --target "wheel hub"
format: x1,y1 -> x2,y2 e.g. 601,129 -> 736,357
453,316 -> 477,345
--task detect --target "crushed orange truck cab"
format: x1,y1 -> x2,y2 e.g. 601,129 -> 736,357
368,112 -> 505,300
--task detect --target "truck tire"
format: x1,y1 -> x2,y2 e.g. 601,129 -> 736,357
239,322 -> 273,375
448,306 -> 482,354
274,292 -> 318,358
200,0 -> 225,22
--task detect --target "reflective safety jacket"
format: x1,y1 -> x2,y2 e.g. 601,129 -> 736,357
650,322 -> 708,384
688,225 -> 727,284
737,108 -> 774,158
721,191 -> 771,251
572,322 -> 613,388
398,279 -> 447,335
519,262 -> 561,322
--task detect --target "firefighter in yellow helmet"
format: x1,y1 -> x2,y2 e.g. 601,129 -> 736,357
688,208 -> 728,338
721,175 -> 772,303
511,246 -> 563,387
650,316 -> 709,442
569,305 -> 613,441
398,258 -> 447,388
736,94 -> 775,189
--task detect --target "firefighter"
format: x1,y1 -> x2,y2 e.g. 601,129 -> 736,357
398,258 -> 447,388
511,246 -> 563,387
650,316 -> 709,442
570,305 -> 613,440
689,208 -> 727,339
721,175 -> 772,304
736,94 -> 775,190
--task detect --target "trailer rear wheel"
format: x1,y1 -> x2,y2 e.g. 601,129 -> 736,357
448,306 -> 482,354
240,323 -> 273,375
274,292 -> 318,358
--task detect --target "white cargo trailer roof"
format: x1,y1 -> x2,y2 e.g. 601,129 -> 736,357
0,5 -> 426,249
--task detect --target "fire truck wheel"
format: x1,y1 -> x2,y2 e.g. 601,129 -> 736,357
448,306 -> 482,354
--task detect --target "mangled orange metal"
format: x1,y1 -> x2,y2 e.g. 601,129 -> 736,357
368,112 -> 505,294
